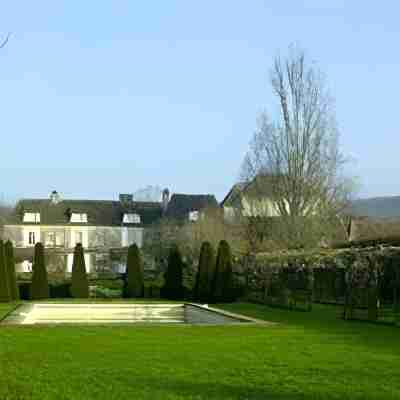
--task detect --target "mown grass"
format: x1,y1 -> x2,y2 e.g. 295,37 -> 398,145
0,301 -> 399,400
0,302 -> 18,320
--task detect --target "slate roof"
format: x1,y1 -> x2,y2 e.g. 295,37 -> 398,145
221,175 -> 278,207
7,199 -> 163,227
165,194 -> 219,219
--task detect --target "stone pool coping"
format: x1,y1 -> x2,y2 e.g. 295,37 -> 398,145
0,302 -> 273,326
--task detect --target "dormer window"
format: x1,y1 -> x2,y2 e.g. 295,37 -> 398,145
70,213 -> 88,223
188,210 -> 199,222
123,213 -> 141,224
23,212 -> 40,223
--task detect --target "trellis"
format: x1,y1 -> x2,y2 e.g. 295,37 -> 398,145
242,248 -> 400,324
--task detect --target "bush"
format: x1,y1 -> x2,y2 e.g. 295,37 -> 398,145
31,243 -> 50,300
94,279 -> 124,290
49,282 -> 72,298
194,241 -> 215,303
18,282 -> 30,300
71,244 -> 89,298
5,241 -> 19,301
124,244 -> 144,298
212,240 -> 234,303
0,240 -> 10,302
162,245 -> 184,300
92,286 -> 121,298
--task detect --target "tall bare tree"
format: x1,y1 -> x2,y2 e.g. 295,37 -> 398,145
242,45 -> 355,247
0,33 -> 10,49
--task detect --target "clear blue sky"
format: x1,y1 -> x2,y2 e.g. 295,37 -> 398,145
0,1 -> 399,202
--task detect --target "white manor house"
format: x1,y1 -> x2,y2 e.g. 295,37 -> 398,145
2,190 -> 218,273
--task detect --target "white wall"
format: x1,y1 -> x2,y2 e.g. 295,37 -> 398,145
68,226 -> 89,248
67,253 -> 92,273
5,224 -> 144,250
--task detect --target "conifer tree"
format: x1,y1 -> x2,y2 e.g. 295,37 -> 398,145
71,244 -> 89,298
0,240 -> 10,302
163,245 -> 183,300
5,241 -> 19,301
31,243 -> 49,300
212,240 -> 234,302
124,243 -> 144,298
194,241 -> 215,303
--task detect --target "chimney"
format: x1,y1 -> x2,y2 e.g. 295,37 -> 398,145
50,190 -> 61,205
162,188 -> 170,213
119,194 -> 133,205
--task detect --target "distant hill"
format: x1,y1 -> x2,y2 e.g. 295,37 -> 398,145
349,196 -> 400,218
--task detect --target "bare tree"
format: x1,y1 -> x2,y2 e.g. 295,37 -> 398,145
144,209 -> 247,263
0,33 -> 10,49
242,45 -> 355,248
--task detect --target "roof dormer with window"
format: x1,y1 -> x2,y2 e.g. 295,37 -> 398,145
188,210 -> 199,222
70,213 -> 88,223
123,213 -> 141,224
23,212 -> 41,223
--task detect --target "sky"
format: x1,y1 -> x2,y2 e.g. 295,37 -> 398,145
0,1 -> 399,203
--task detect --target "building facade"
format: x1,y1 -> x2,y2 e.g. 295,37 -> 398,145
3,190 -> 218,273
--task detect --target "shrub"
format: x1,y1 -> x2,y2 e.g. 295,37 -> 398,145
162,245 -> 184,300
31,243 -> 50,300
5,241 -> 19,301
212,240 -> 234,303
94,279 -> 124,290
124,244 -> 144,298
18,282 -> 30,300
70,244 -> 89,298
194,241 -> 215,303
0,240 -> 10,302
49,282 -> 72,298
93,286 -> 121,298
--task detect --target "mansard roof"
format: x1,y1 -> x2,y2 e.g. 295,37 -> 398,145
8,198 -> 163,227
165,193 -> 219,219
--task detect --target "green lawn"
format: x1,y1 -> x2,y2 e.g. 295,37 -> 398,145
0,302 -> 399,400
0,303 -> 18,320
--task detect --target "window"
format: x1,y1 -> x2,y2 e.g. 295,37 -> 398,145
70,213 -> 88,223
75,231 -> 83,245
55,233 -> 63,246
123,213 -> 141,224
45,232 -> 56,247
188,210 -> 199,222
29,232 -> 36,245
23,212 -> 40,223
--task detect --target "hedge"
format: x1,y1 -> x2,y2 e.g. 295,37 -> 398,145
30,243 -> 49,300
71,244 -> 89,298
124,244 -> 144,298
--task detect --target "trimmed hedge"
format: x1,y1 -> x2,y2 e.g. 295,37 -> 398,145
30,243 -> 49,300
212,240 -> 234,303
5,241 -> 19,301
162,245 -> 184,300
124,244 -> 143,298
194,241 -> 215,303
71,244 -> 89,298
0,240 -> 10,302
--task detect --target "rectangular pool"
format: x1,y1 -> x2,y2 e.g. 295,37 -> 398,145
1,303 -> 261,325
